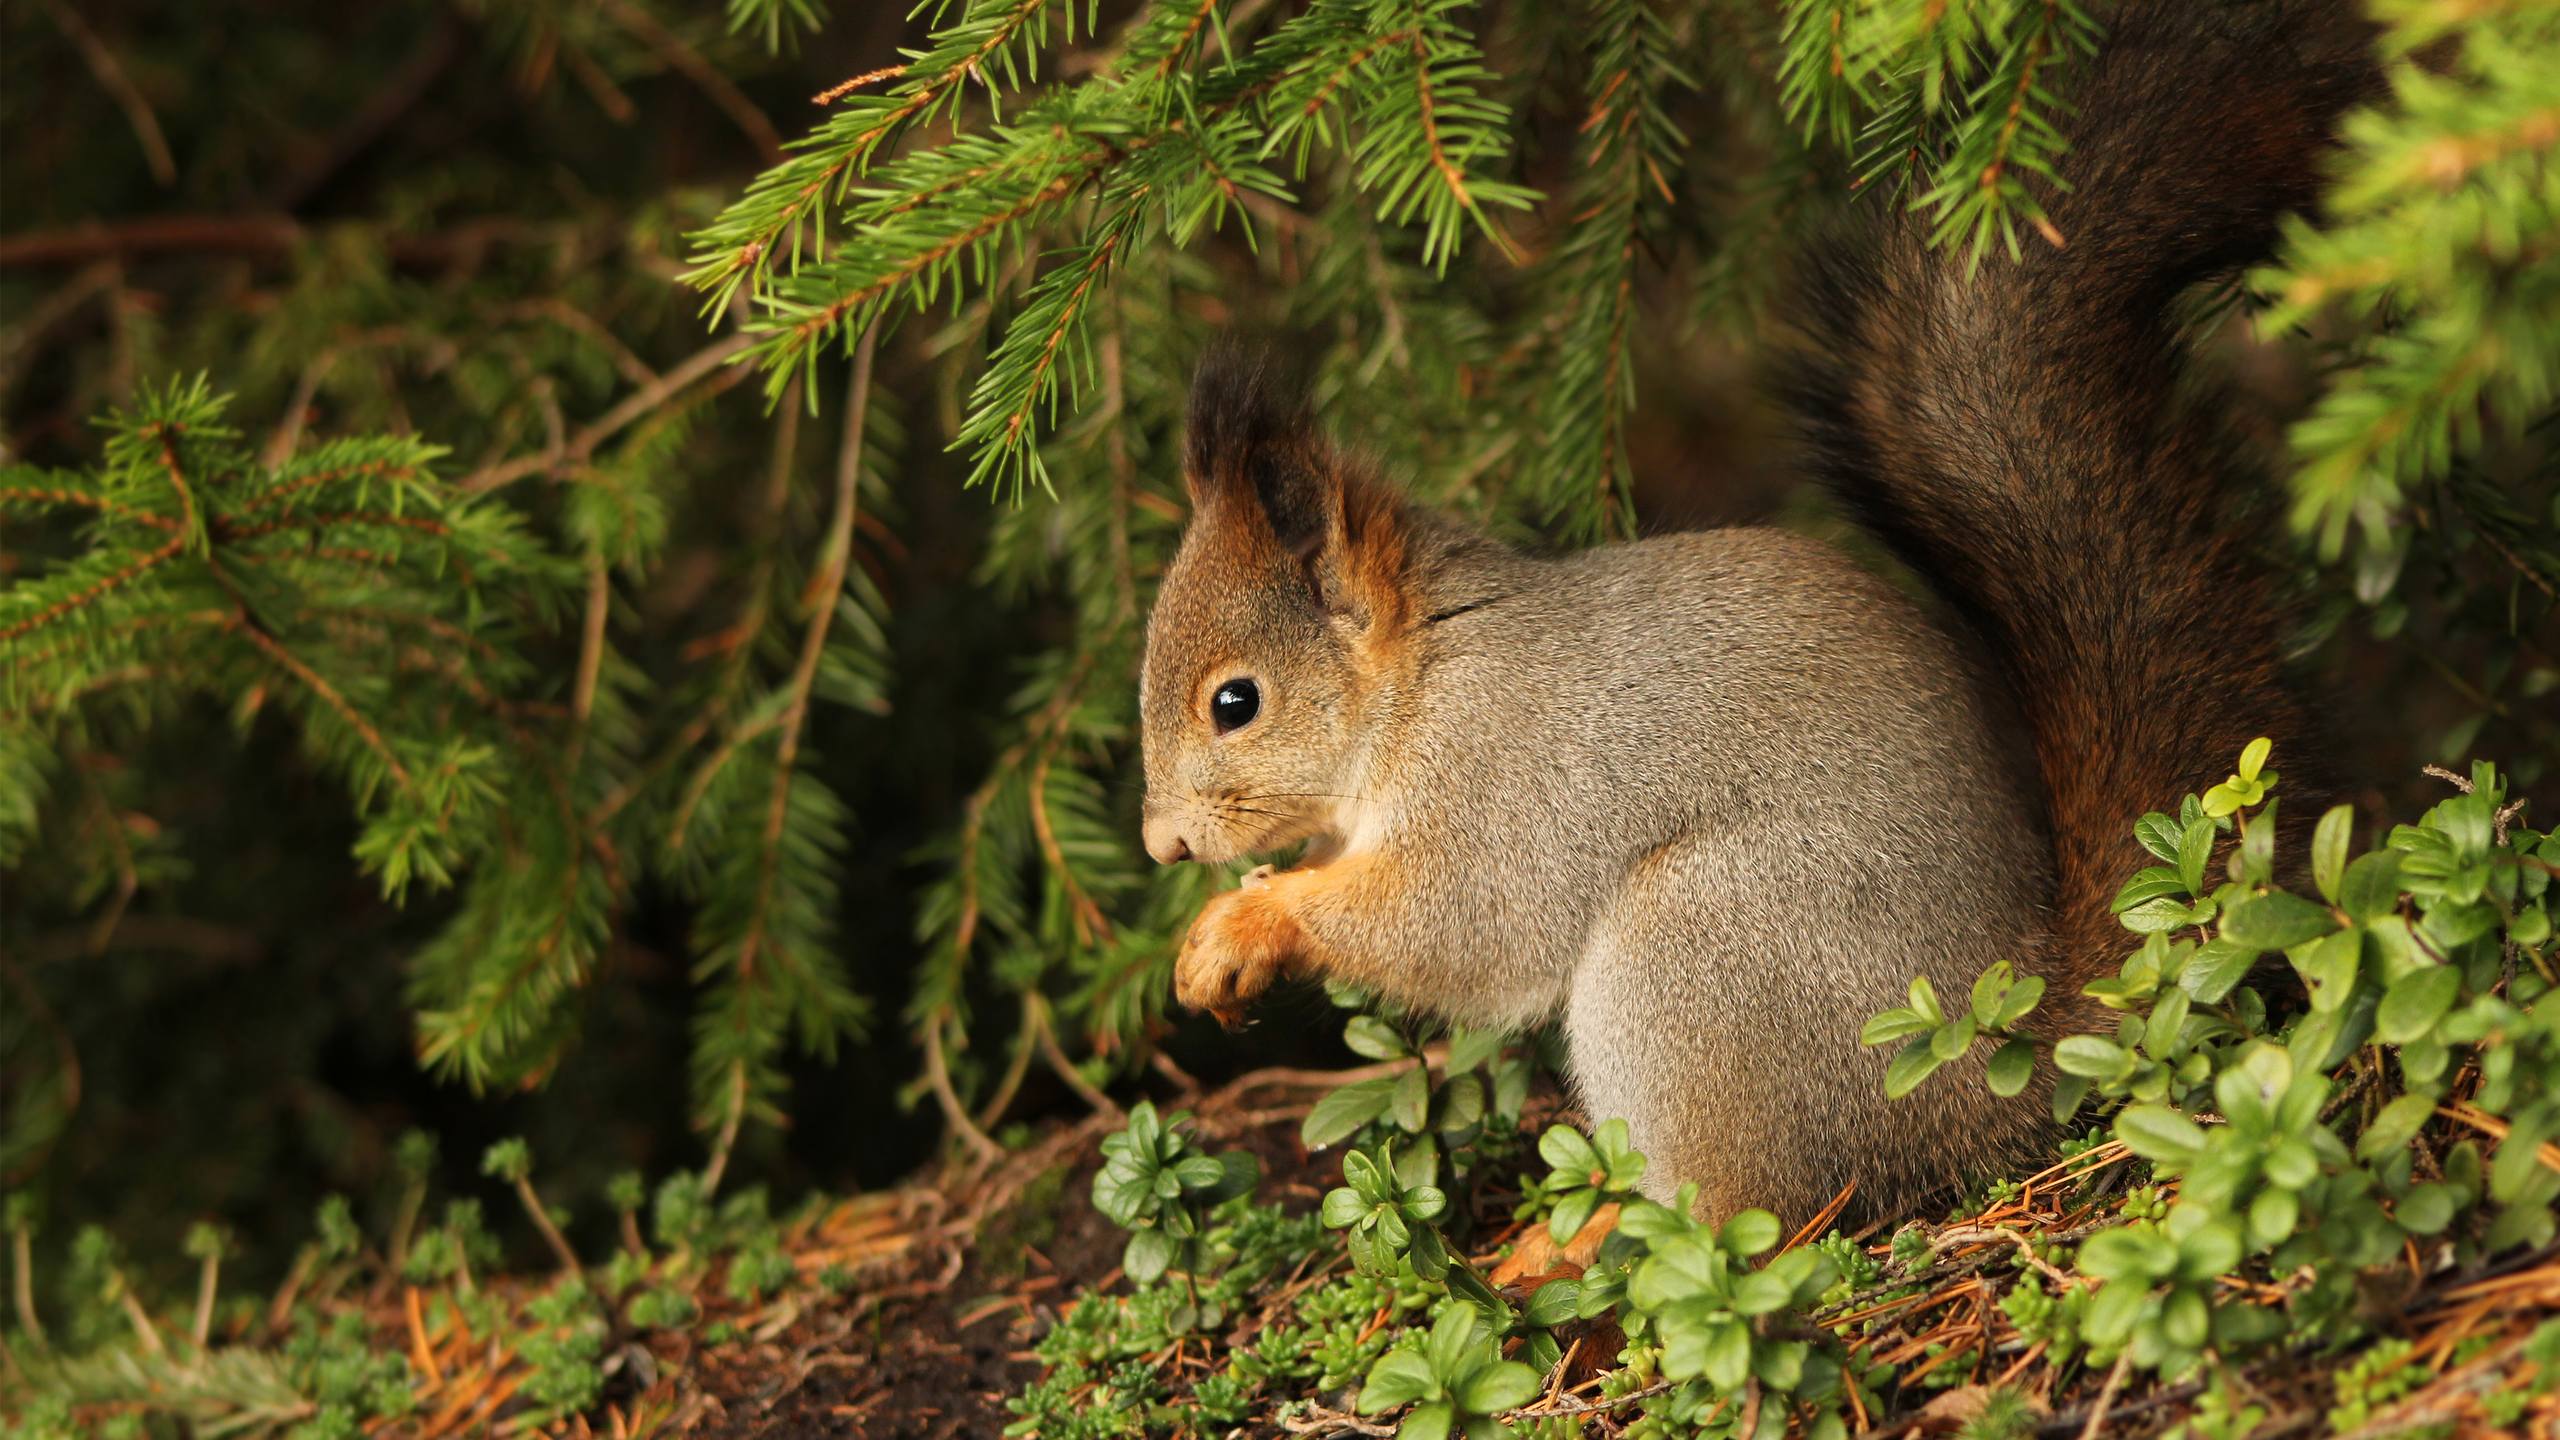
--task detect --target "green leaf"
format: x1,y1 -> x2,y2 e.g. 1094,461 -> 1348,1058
1304,1078 -> 1395,1149
1754,1337 -> 1809,1392
1454,1361 -> 1539,1413
2248,1187 -> 2300,1246
1322,1187 -> 1372,1230
1525,1278 -> 1581,1328
2358,1093 -> 2439,1162
2338,851 -> 2405,922
1446,1027 -> 1504,1074
1344,1015 -> 1411,1061
1169,1154 -> 1225,1190
1548,1187 -> 1601,1246
1860,1007 -> 1934,1048
2083,1276 -> 2149,1343
2118,896 -> 2195,934
2135,812 -> 2184,863
1436,1073 -> 1486,1137
1342,1147 -> 1388,1201
2241,801 -> 2278,885
1360,1350 -> 1440,1411
2374,964 -> 2461,1044
1719,1209 -> 1782,1257
2052,1073 -> 2092,1123
1426,1306 -> 1477,1378
2290,928 -> 2365,1014
1406,1222 -> 1449,1279
2237,737 -> 2272,782
2396,1181 -> 2458,1235
1930,1013 -> 1979,1061
2312,805 -> 2354,901
1123,1226 -> 1178,1284
2143,988 -> 2192,1060
1125,1101 -> 1161,1154
1539,1124 -> 1599,1176
1211,1148 -> 1260,1202
1701,1317 -> 1753,1389
1395,1139 -> 1442,1194
1730,1267 -> 1794,1315
2054,1036 -> 2130,1079
2162,1287 -> 2209,1350
2201,781 -> 2257,818
1994,975 -> 2046,1028
1970,964 -> 2011,1026
2175,1220 -> 2242,1281
2117,1105 -> 2207,1165
1091,1162 -> 1155,1228
2264,1138 -> 2320,1189
1390,1064 -> 1431,1133
2078,1226 -> 2176,1282
1884,1036 -> 1950,1099
1399,1403 -> 1454,1440
2179,820 -> 2216,898
2221,890 -> 2337,949
2112,867 -> 2190,913
2179,938 -> 2259,1004
1986,1038 -> 2037,1097
1595,1118 -> 1642,1177
1909,975 -> 1944,1024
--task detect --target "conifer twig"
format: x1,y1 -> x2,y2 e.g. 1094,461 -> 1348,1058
1031,992 -> 1121,1121
456,333 -> 756,493
702,0 -> 1052,294
701,1066 -> 748,1197
925,1015 -> 1004,1165
8,1218 -> 43,1350
45,0 -> 176,186
508,1174 -> 583,1278
598,0 -> 782,163
190,1242 -> 221,1349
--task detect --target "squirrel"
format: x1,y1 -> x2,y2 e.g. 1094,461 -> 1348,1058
1136,0 -> 2378,1226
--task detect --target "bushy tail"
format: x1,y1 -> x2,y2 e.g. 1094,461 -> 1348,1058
1789,1 -> 2378,1027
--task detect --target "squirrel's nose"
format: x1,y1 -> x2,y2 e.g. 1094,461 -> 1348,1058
1141,816 -> 1193,865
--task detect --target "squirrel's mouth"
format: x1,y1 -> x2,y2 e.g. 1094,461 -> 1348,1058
1179,793 -> 1329,865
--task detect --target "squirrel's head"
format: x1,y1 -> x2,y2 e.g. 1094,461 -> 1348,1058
1139,350 -> 1414,866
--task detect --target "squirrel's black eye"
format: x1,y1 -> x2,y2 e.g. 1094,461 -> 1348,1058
1211,678 -> 1260,733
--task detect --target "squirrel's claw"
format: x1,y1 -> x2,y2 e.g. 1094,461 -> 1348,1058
1174,881 -> 1295,1021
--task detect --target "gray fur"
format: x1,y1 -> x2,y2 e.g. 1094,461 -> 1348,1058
1147,514 -> 2056,1224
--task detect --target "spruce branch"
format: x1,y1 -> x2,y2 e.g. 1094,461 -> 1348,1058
1525,0 -> 1690,541
685,335 -> 882,1139
687,0 -> 1076,313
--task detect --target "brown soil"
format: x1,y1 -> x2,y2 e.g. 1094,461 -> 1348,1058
676,1067 -> 1401,1439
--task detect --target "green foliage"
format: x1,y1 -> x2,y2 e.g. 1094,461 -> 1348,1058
1779,0 -> 2100,266
1869,739 -> 2557,1382
1357,1306 -> 1542,1440
1323,1143 -> 1454,1281
1089,1100 -> 1260,1284
2258,2 -> 2560,563
3,379 -> 558,901
1858,961 -> 2045,1100
1529,1117 -> 1646,1244
1302,1001 -> 1535,1175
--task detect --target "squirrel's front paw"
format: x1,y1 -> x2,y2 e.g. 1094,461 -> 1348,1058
1174,884 -> 1300,1027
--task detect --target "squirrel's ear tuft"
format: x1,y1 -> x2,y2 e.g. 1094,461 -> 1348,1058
1183,344 -> 1332,558
1183,344 -> 1411,631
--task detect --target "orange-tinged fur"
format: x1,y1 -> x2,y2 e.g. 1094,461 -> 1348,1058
1176,853 -> 1431,1025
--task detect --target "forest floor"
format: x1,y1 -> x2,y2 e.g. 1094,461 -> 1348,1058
14,1059 -> 2559,1439
564,1068 -> 2557,1439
